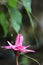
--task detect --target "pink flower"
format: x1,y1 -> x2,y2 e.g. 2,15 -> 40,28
1,34 -> 35,53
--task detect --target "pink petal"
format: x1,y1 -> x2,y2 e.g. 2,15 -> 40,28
21,49 -> 35,53
15,34 -> 23,46
13,45 -> 22,51
25,49 -> 35,52
22,45 -> 30,49
13,48 -> 19,51
11,45 -> 18,50
1,46 -> 11,49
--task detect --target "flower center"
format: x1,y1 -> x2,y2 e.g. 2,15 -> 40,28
16,46 -> 22,50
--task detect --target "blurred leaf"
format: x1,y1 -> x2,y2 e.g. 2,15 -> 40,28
21,0 -> 34,30
21,0 -> 34,29
28,13 -> 39,47
0,0 -> 7,4
9,8 -> 22,33
22,0 -> 31,13
0,12 -> 8,37
28,13 -> 34,31
8,0 -> 18,9
22,0 -> 38,47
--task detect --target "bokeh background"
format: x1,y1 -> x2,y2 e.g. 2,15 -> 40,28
0,0 -> 43,65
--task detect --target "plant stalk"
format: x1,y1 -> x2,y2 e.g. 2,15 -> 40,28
16,52 -> 19,65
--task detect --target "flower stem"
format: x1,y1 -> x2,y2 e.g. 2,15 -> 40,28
16,52 -> 19,65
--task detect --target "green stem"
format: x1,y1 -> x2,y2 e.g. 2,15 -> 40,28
23,54 -> 40,65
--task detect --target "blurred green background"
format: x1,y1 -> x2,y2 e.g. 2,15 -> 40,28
0,0 -> 43,65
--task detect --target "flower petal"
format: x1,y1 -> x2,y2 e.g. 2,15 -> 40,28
11,45 -> 18,50
22,45 -> 30,49
20,48 -> 35,53
24,49 -> 35,52
7,41 -> 13,46
1,46 -> 11,49
15,34 -> 23,46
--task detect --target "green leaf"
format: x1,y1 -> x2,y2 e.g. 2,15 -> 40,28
21,0 -> 34,32
21,0 -> 31,13
21,0 -> 38,47
8,0 -> 18,9
0,12 -> 8,37
9,8 -> 22,33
